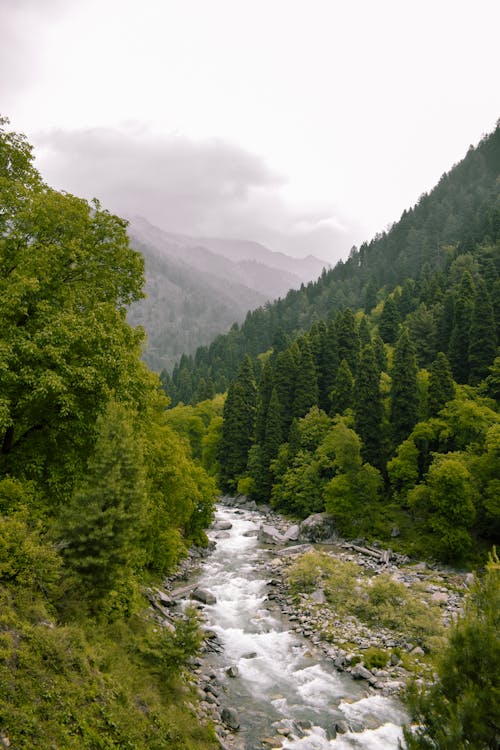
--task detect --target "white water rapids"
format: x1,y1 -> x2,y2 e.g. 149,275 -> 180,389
190,504 -> 407,749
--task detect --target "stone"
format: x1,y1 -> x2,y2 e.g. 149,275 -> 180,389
283,524 -> 300,541
431,591 -> 448,604
351,663 -> 373,681
221,706 -> 240,730
310,588 -> 326,604
226,665 -> 239,678
259,524 -> 286,544
298,512 -> 336,542
411,646 -> 425,657
213,520 -> 233,530
276,543 -> 313,557
241,651 -> 258,659
191,588 -> 217,604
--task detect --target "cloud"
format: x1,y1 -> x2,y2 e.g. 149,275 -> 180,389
0,0 -> 67,102
33,125 -> 359,261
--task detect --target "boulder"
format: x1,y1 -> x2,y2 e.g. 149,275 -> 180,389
213,520 -> 232,530
351,663 -> 373,681
298,512 -> 336,542
191,588 -> 217,604
276,543 -> 313,557
310,588 -> 326,604
221,706 -> 240,730
284,524 -> 300,541
226,665 -> 239,678
258,524 -> 286,544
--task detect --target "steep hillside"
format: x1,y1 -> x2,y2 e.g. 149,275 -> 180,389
127,217 -> 327,371
164,122 -> 500,404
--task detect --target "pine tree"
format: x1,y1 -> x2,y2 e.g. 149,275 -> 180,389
329,359 -> 354,416
358,316 -> 372,347
254,360 -> 274,445
292,339 -> 319,419
428,352 -> 455,417
317,320 -> 339,413
390,327 -> 419,447
354,344 -> 384,467
379,296 -> 401,343
335,308 -> 360,376
448,271 -> 475,383
58,401 -> 144,610
273,347 -> 297,437
255,387 -> 283,500
372,334 -> 388,373
218,355 -> 257,492
469,277 -> 497,384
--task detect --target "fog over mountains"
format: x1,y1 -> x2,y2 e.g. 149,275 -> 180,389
127,216 -> 328,372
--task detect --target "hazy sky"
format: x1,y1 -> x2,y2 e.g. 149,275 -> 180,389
2,0 -> 499,262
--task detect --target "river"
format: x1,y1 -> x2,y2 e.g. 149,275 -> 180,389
189,504 -> 407,749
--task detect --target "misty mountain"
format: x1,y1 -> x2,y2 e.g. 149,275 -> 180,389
127,217 -> 327,372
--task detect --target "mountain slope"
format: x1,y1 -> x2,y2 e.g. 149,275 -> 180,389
163,121 -> 500,404
127,217 -> 328,372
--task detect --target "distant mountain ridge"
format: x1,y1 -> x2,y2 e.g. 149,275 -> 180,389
127,217 -> 328,372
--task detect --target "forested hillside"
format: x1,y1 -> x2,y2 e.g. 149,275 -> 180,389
163,122 -> 500,406
166,123 -> 500,565
0,118 -> 219,749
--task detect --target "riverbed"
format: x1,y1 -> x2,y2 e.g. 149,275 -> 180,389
188,504 -> 407,749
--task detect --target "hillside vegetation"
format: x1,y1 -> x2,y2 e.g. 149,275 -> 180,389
0,117 -> 219,749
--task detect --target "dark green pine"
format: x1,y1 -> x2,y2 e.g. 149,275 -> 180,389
218,355 -> 257,492
358,316 -> 372,347
329,358 -> 354,416
448,271 -> 475,383
317,320 -> 339,412
335,308 -> 360,376
354,344 -> 384,468
372,334 -> 388,373
255,360 -> 274,445
255,386 -> 283,500
378,296 -> 401,343
292,339 -> 319,419
428,352 -> 455,416
468,277 -> 497,384
273,346 -> 298,437
390,327 -> 419,447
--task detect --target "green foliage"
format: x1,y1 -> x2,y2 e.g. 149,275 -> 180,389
354,344 -> 384,467
362,646 -> 389,670
391,327 -> 419,447
428,352 -> 455,417
402,550 -> 500,749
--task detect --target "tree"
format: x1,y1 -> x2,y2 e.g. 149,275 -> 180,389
391,328 -> 419,447
329,359 -> 354,416
428,352 -> 455,417
335,309 -> 360,375
273,347 -> 297,437
251,386 -> 283,501
354,344 -> 384,467
57,402 -> 145,611
448,271 -> 475,383
218,355 -> 257,492
469,277 -> 497,384
402,549 -> 500,749
292,339 -> 319,419
379,296 -> 401,343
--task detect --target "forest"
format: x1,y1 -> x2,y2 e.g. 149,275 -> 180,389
164,123 -> 500,566
0,117 -> 220,748
0,114 -> 499,749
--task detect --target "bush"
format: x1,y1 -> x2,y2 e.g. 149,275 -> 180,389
362,646 -> 389,670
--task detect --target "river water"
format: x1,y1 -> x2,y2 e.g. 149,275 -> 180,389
192,504 -> 407,749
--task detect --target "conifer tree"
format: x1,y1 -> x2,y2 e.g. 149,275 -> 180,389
218,355 -> 256,492
329,359 -> 354,416
379,296 -> 401,343
335,308 -> 360,376
390,327 -> 419,447
317,320 -> 339,413
372,334 -> 388,373
428,352 -> 455,417
358,316 -> 372,347
448,271 -> 475,383
469,277 -> 497,384
58,401 -> 145,610
254,360 -> 274,445
292,339 -> 319,419
273,347 -> 297,437
354,344 -> 384,467
255,387 -> 283,500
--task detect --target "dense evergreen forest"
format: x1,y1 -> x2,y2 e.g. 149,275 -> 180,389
163,123 -> 500,565
163,122 -> 500,406
0,117 -> 220,749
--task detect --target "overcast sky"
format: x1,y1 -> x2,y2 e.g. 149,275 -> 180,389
2,0 -> 499,262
